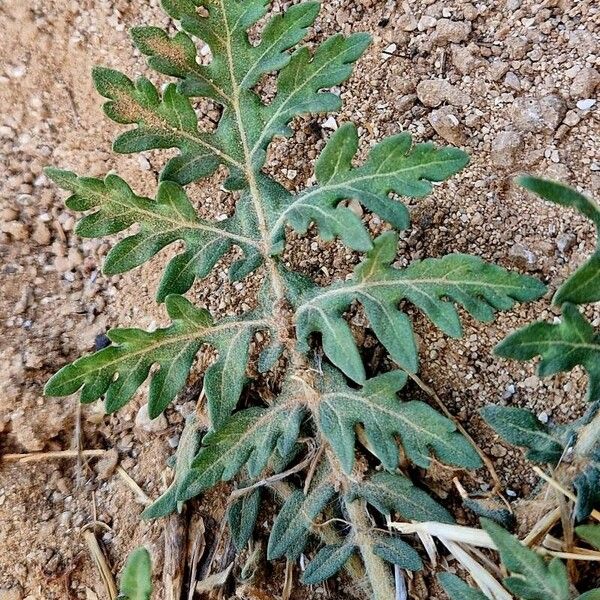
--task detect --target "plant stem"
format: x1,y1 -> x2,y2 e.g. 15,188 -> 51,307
345,499 -> 396,600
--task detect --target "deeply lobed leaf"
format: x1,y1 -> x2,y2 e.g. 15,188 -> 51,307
132,1 -> 321,101
92,66 -> 240,185
43,0 -> 553,594
107,0 -> 372,186
293,231 -> 545,382
271,123 -> 469,251
45,295 -> 268,423
316,366 -> 481,472
496,302 -> 600,402
45,168 -> 262,300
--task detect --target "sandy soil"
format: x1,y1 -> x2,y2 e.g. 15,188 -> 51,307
0,0 -> 599,598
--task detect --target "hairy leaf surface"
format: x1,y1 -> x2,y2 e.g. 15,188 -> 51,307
43,0 -> 550,594
496,303 -> 600,401
301,543 -> 356,585
99,0 -> 370,187
483,518 -> 570,600
316,366 -> 481,472
519,176 -> 600,305
228,488 -> 262,550
372,535 -> 422,571
481,405 -> 564,463
574,462 -> 600,522
267,482 -> 336,560
294,231 -> 545,382
45,295 -> 267,422
272,123 -> 469,250
437,573 -> 488,600
45,168 -> 261,300
93,66 -> 237,184
180,397 -> 304,500
347,471 -> 453,524
143,415 -> 203,519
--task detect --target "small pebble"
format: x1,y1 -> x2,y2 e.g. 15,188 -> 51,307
576,99 -> 596,111
321,116 -> 338,130
135,404 -> 168,433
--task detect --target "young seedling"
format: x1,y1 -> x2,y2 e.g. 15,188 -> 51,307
44,1 -> 544,597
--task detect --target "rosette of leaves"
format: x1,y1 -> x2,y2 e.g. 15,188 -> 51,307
439,519 -> 600,600
44,1 -> 544,597
482,177 -> 600,521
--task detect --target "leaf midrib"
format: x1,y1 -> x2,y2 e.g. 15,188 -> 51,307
218,0 -> 287,303
271,156 -> 462,234
296,274 -> 528,313
321,391 -> 453,453
55,319 -> 268,388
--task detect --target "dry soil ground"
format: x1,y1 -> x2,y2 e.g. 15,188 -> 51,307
0,0 -> 599,598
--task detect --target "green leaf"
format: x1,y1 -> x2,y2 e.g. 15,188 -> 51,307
43,4 -> 550,596
348,471 -> 453,524
179,397 -> 304,501
45,295 -> 266,422
273,124 -> 469,249
518,176 -> 600,305
316,366 -> 481,472
267,482 -> 336,560
228,488 -> 261,551
294,231 -> 545,381
106,0 -> 370,183
142,414 -> 203,519
579,590 -> 600,600
92,67 -> 236,184
44,168 -> 261,300
483,518 -> 570,600
437,573 -> 488,600
372,535 -> 422,571
119,547 -> 152,600
480,405 -> 564,463
462,496 -> 516,529
496,303 -> 600,402
576,524 -> 600,550
574,464 -> 600,521
136,2 -> 321,99
301,543 -> 356,584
